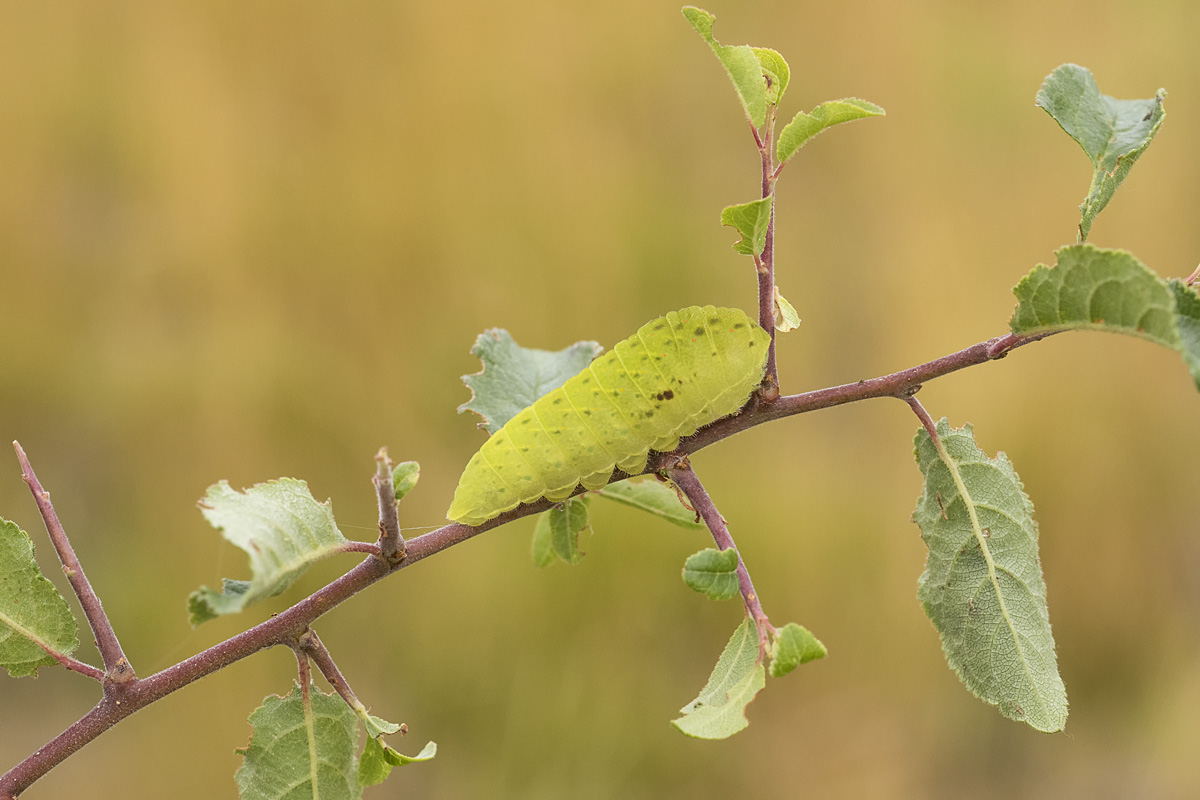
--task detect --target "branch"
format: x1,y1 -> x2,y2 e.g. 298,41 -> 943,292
671,466 -> 773,652
0,325 -> 1056,796
661,329 -> 1049,463
12,442 -> 134,684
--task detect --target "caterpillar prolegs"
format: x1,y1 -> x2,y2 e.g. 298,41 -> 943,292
447,305 -> 770,525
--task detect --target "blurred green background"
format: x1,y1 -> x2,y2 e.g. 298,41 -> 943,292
2,1 -> 1200,797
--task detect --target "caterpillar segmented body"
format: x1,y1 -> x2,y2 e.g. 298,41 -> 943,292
447,305 -> 770,525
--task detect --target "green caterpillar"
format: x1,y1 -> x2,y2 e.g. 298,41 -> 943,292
448,304 -> 768,525
447,305 -> 770,526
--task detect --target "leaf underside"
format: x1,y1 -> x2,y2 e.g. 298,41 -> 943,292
682,6 -> 769,127
673,618 -> 765,739
236,683 -> 360,800
776,98 -> 885,164
531,496 -> 591,567
1035,63 -> 1165,241
0,518 -> 79,677
595,478 -> 703,529
1010,244 -> 1200,390
912,419 -> 1067,733
720,195 -> 773,256
768,622 -> 826,678
681,548 -> 740,600
459,329 -> 603,435
188,479 -> 349,626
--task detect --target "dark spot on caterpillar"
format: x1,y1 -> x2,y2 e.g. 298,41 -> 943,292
521,418 -> 530,424
645,411 -> 654,418
708,317 -> 719,325
497,488 -> 506,493
732,323 -> 745,329
582,377 -> 590,384
663,390 -> 674,400
521,447 -> 530,452
748,341 -> 755,347
583,409 -> 592,415
653,322 -> 666,329
552,398 -> 562,404
694,327 -> 705,336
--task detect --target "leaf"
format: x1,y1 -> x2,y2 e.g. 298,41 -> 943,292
0,518 -> 79,677
681,548 -> 740,600
1169,279 -> 1200,385
531,496 -> 590,566
752,47 -> 789,104
1035,64 -> 1166,241
682,6 -> 769,127
530,512 -> 555,568
673,618 -> 765,739
776,98 -> 885,164
912,419 -> 1067,733
720,195 -> 773,256
768,622 -> 826,678
188,479 -> 349,626
773,287 -> 801,332
236,683 -> 360,800
358,711 -> 401,739
391,461 -> 420,502
1009,244 -> 1200,390
359,739 -> 436,787
459,329 -> 603,434
594,478 -> 703,529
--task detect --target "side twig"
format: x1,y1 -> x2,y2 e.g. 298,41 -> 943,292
671,466 -> 773,653
12,442 -> 134,684
373,448 -> 406,564
755,108 -> 781,397
298,630 -> 363,713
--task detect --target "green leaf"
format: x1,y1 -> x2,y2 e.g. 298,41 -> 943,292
774,288 -> 801,333
1169,279 -> 1200,385
912,419 -> 1067,733
188,479 -> 349,626
682,6 -> 769,127
530,512 -> 555,568
776,98 -> 885,164
594,478 -> 703,529
681,548 -> 740,600
358,710 -> 401,739
768,622 -> 826,678
0,518 -> 79,677
459,329 -> 603,434
1035,64 -> 1166,242
531,496 -> 590,566
391,461 -> 420,502
720,195 -> 773,256
673,618 -> 765,739
236,683 -> 360,800
359,739 -> 436,787
752,47 -> 789,105
1009,244 -> 1200,390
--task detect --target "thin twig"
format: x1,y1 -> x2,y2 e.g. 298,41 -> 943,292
903,393 -> 941,444
40,648 -> 105,682
294,644 -> 312,689
299,630 -> 364,713
671,466 -> 773,654
756,106 -> 780,397
341,540 -> 384,557
12,442 -> 134,684
373,448 -> 406,563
